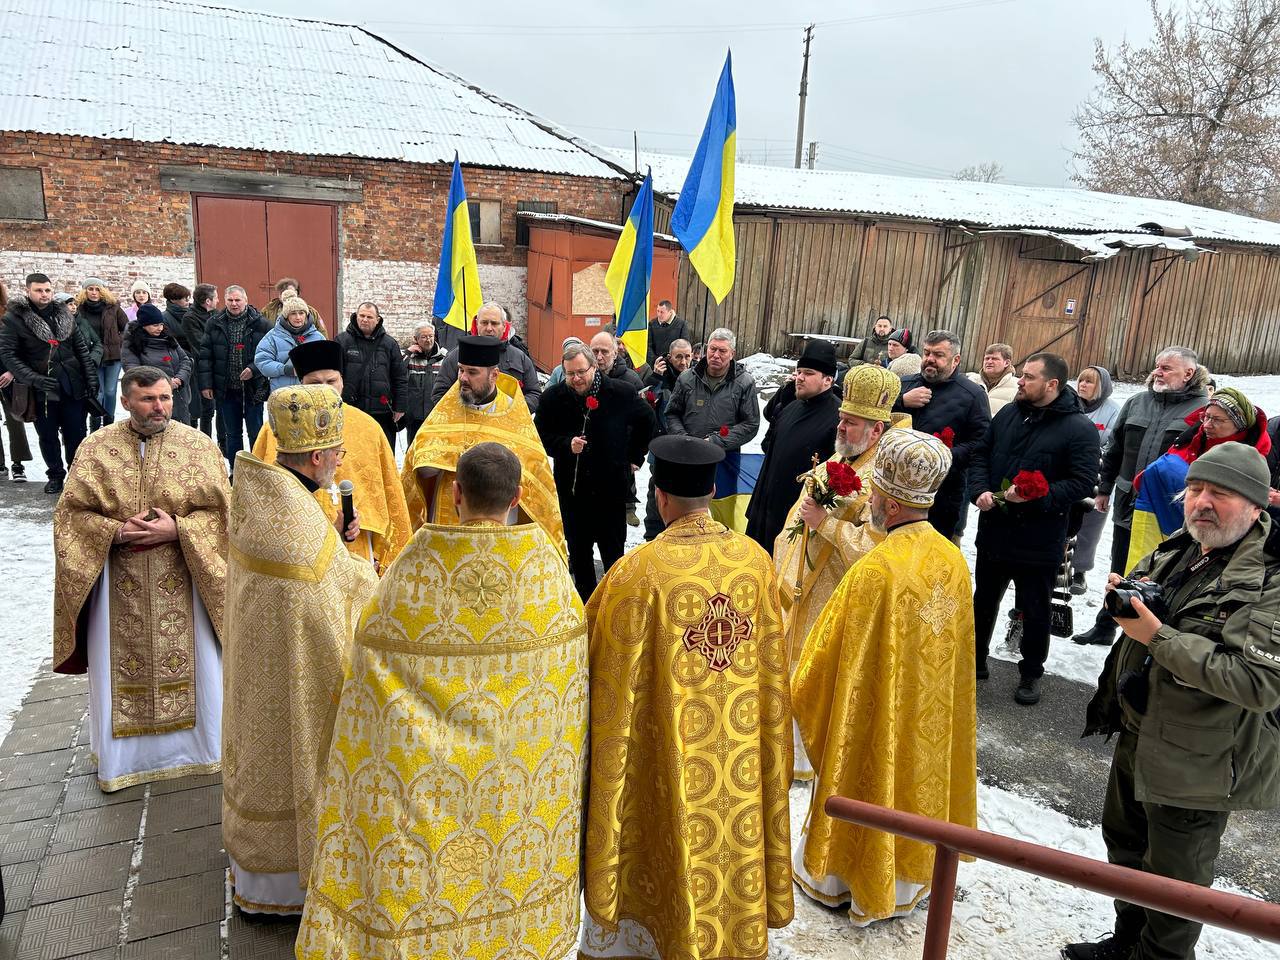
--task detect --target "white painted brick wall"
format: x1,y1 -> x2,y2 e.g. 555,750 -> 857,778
0,252 -> 195,300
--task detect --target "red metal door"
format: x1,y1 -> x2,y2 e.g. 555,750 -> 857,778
193,196 -> 269,304
265,201 -> 338,334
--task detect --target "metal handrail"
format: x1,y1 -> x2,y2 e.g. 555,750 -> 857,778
823,796 -> 1280,959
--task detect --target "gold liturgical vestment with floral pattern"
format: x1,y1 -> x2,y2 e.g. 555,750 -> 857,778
792,521 -> 977,924
296,520 -> 587,960
400,373 -> 564,555
52,421 -> 229,736
252,404 -> 411,574
582,512 -> 794,960
222,453 -> 378,899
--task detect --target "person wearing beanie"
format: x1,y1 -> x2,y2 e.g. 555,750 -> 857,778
75,278 -> 129,429
745,339 -> 840,551
887,328 -> 922,377
545,334 -> 585,388
121,303 -> 194,422
124,279 -> 151,323
1072,441 -> 1280,960
254,295 -> 326,392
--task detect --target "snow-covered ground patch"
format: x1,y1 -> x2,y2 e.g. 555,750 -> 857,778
0,515 -> 56,744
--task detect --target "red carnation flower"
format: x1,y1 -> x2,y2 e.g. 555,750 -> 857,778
825,461 -> 863,497
1096,422 -> 1106,430
933,426 -> 955,448
47,339 -> 60,347
234,343 -> 244,349
585,396 -> 599,411
296,335 -> 307,344
379,394 -> 389,405
719,425 -> 730,438
644,389 -> 657,404
1012,469 -> 1050,500
162,355 -> 172,362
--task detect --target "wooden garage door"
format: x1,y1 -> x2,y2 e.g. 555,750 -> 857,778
193,196 -> 338,332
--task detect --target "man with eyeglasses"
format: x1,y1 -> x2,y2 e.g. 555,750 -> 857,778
251,340 -> 411,575
535,342 -> 655,599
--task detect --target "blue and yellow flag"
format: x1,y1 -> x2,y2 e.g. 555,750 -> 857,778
709,450 -> 762,533
432,153 -> 483,331
671,52 -> 736,303
606,172 -> 654,365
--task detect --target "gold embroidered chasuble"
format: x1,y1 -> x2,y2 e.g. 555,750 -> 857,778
252,404 -> 411,573
772,413 -> 912,665
222,452 -> 378,896
296,519 -> 588,960
791,521 -> 977,924
582,512 -> 794,960
52,421 -> 229,736
400,373 -> 564,555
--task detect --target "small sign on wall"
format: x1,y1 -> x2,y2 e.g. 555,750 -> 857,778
584,317 -> 601,327
1065,298 -> 1077,316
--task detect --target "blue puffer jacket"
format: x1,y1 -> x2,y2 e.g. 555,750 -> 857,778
254,317 -> 326,392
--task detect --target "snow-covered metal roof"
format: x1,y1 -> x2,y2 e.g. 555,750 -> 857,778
0,0 -> 624,180
623,150 -> 1280,249
518,211 -> 679,244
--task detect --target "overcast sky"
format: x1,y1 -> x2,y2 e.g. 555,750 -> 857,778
255,0 -> 1157,188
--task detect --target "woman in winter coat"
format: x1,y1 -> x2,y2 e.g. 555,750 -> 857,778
261,278 -> 326,336
123,279 -> 151,323
254,296 -> 326,392
1070,365 -> 1121,594
122,303 -> 193,423
75,279 -> 129,429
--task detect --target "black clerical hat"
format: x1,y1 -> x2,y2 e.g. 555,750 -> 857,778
650,435 -> 725,498
458,335 -> 502,367
290,339 -> 344,378
796,339 -> 837,377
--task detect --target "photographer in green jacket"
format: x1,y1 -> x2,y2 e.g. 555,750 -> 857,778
1067,442 -> 1280,960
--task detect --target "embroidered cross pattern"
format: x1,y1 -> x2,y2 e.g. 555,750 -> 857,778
682,592 -> 753,672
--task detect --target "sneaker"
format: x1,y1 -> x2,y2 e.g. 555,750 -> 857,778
11,463 -> 26,482
43,478 -> 64,495
1061,934 -> 1136,960
1070,571 -> 1087,596
626,508 -> 640,527
1071,623 -> 1116,646
1014,677 -> 1042,705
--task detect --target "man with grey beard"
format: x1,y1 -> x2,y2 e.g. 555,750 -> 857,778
1072,442 -> 1280,960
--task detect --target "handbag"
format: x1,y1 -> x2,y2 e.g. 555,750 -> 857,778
7,382 -> 39,423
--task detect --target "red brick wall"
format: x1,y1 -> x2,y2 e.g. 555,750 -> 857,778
0,132 -> 627,265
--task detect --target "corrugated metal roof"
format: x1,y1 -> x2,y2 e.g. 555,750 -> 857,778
0,0 -> 625,179
623,150 -> 1280,249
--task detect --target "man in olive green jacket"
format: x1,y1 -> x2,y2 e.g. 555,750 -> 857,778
1068,441 -> 1280,960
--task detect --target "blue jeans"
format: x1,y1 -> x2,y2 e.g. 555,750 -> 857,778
218,391 -> 264,467
97,361 -> 121,424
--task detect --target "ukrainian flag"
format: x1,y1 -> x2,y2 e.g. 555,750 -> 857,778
671,52 -> 736,303
432,152 -> 483,331
606,172 -> 655,365
710,450 -> 762,533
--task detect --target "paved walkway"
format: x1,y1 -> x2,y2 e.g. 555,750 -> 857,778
0,667 -> 299,959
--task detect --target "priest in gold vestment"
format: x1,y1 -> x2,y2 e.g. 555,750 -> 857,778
297,442 -> 588,960
792,429 -> 977,926
53,366 -> 228,792
223,384 -> 379,914
401,335 -> 564,554
581,435 -> 793,960
252,340 -> 410,574
772,364 -> 909,780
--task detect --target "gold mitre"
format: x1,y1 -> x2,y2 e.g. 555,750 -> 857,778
871,428 -> 951,508
840,364 -> 900,423
267,384 -> 344,454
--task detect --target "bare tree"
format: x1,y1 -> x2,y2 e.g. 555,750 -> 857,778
1072,0 -> 1280,218
953,162 -> 1005,183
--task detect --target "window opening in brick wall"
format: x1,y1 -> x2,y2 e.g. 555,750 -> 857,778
467,199 -> 502,245
0,167 -> 47,220
515,200 -> 557,246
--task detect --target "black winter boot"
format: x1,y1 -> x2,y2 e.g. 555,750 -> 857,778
1061,933 -> 1136,960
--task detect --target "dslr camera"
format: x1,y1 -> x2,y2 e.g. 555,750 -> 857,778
1104,578 -> 1166,620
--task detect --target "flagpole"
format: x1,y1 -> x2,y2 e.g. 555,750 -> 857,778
700,284 -> 711,350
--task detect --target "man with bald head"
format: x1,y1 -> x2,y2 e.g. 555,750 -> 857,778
430,302 -> 542,411
591,330 -> 644,390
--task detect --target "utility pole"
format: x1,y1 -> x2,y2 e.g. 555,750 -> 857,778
794,23 -> 814,169
806,141 -> 818,170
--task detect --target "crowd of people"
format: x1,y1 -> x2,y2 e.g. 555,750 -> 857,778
4,264 -> 1278,960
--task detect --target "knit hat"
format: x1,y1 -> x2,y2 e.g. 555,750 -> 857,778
871,428 -> 952,508
82,277 -> 106,290
267,384 -> 345,454
840,364 -> 900,424
1185,441 -> 1270,508
888,328 -> 913,350
796,339 -> 838,377
129,279 -> 151,297
562,335 -> 584,350
136,303 -> 166,327
1207,387 -> 1254,432
281,296 -> 310,318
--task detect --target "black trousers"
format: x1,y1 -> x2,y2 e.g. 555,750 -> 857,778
643,454 -> 666,541
1090,522 -> 1135,633
973,554 -> 1057,679
928,496 -> 963,540
34,397 -> 86,481
1103,731 -> 1229,960
404,415 -> 426,448
562,494 -> 627,601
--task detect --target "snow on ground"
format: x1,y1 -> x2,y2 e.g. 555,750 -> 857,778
0,513 -> 55,745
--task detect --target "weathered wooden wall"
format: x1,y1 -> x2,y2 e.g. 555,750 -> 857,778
657,198 -> 1280,378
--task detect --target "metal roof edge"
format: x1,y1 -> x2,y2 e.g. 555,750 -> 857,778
518,210 -> 679,244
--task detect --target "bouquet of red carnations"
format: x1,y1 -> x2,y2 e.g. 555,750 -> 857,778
994,469 -> 1049,506
786,460 -> 863,543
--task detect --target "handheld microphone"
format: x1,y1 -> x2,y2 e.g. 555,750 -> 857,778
338,479 -> 355,539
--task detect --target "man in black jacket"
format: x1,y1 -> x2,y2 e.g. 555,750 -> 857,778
197,285 -> 269,467
969,353 -> 1100,704
535,343 -> 655,599
183,284 -> 219,440
0,273 -> 99,494
894,329 -> 990,540
336,301 -> 408,451
430,303 -> 541,413
646,300 -> 689,367
745,340 -> 840,551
